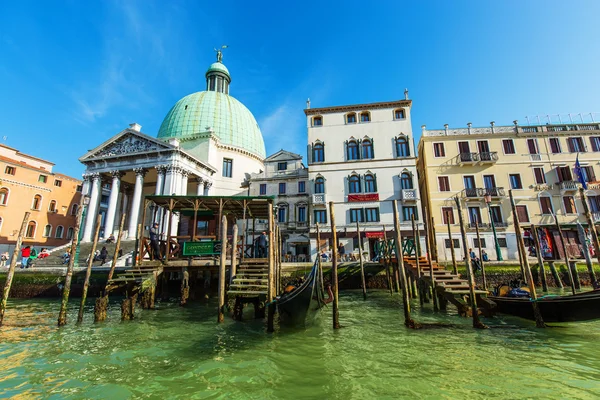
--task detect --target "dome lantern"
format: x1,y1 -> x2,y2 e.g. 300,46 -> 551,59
206,47 -> 231,94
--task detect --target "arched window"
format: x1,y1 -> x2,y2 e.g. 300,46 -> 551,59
395,136 -> 410,157
346,113 -> 357,124
276,203 -> 288,223
43,224 -> 52,237
26,221 -> 37,238
314,177 -> 325,194
67,227 -> 74,240
0,188 -> 9,205
32,194 -> 42,210
70,204 -> 78,216
347,140 -> 359,160
313,142 -> 324,162
365,174 -> 377,193
55,225 -> 64,239
394,109 -> 405,120
360,111 -> 370,122
49,200 -> 57,212
401,172 -> 413,189
349,175 -> 361,194
362,139 -> 374,159
312,116 -> 323,127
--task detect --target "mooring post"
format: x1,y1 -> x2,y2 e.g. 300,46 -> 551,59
531,224 -> 548,292
446,217 -> 458,275
508,190 -> 545,328
382,227 -> 394,296
548,261 -> 563,288
475,222 -> 487,291
412,215 -> 421,280
454,197 -> 487,329
430,216 -> 439,262
552,211 -> 576,295
230,224 -> 238,285
317,224 -> 325,295
355,222 -> 367,300
0,212 -> 30,326
58,200 -> 85,327
277,225 -> 282,295
329,202 -> 340,329
392,200 -> 418,328
423,210 -> 439,311
515,229 -> 527,283
267,202 -> 275,332
180,266 -> 189,306
217,215 -> 228,323
77,214 -> 102,324
579,187 -> 599,285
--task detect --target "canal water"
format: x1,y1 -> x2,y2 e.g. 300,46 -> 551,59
1,291 -> 599,399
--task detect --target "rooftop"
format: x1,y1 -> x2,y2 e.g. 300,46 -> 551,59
421,122 -> 600,138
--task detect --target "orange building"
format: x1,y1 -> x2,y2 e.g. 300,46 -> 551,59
0,144 -> 82,253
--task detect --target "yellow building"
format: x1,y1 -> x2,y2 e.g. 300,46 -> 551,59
0,144 -> 82,253
417,121 -> 600,261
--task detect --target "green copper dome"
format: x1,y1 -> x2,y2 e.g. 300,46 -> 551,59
206,62 -> 230,78
157,91 -> 266,159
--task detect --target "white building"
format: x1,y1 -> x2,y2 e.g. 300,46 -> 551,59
247,150 -> 310,260
304,93 -> 424,260
79,53 -> 266,241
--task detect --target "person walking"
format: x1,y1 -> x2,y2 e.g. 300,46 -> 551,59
1,251 -> 8,268
27,247 -> 37,268
21,246 -> 31,269
257,231 -> 268,258
99,246 -> 108,265
338,242 -> 346,262
150,222 -> 162,262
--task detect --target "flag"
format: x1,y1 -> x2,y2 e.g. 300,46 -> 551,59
575,154 -> 588,189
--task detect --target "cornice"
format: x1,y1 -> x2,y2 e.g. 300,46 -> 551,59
304,99 -> 412,116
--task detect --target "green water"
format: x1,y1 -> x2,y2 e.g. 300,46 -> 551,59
1,292 -> 599,399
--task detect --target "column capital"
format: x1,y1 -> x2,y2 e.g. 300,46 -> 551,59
83,172 -> 101,181
110,170 -> 125,179
133,168 -> 147,177
195,176 -> 205,184
166,165 -> 183,174
204,181 -> 213,189
181,169 -> 190,178
155,164 -> 169,174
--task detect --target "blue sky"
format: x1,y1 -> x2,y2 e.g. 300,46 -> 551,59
1,1 -> 600,178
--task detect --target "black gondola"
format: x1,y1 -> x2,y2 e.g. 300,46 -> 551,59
276,260 -> 328,327
489,290 -> 600,322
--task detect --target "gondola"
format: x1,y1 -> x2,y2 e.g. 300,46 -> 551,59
489,289 -> 600,322
276,259 -> 328,327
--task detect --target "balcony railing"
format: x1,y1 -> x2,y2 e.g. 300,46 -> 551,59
401,188 -> 418,201
463,187 -> 505,198
592,212 -> 600,222
529,153 -> 542,161
478,152 -> 498,163
558,180 -> 579,192
468,222 -> 508,229
468,222 -> 490,229
312,194 -> 327,205
459,152 -> 478,164
457,152 -> 498,165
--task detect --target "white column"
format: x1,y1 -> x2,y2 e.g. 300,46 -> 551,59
180,170 -> 189,195
127,168 -> 147,239
154,165 -> 166,225
103,170 -> 123,238
163,166 -> 182,236
196,177 -> 204,195
82,173 -> 101,242
204,181 -> 212,196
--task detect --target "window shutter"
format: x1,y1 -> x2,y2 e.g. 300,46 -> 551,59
307,144 -> 312,164
373,173 -> 378,192
406,136 -> 410,157
589,166 -> 596,182
567,138 -> 575,153
345,140 -> 349,160
371,138 -> 375,158
357,139 -> 362,159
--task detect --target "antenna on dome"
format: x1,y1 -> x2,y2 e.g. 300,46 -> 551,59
214,45 -> 228,63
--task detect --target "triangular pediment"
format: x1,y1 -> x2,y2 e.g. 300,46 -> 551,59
264,149 -> 302,162
79,129 -> 175,162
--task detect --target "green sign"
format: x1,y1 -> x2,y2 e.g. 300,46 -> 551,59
182,241 -> 222,256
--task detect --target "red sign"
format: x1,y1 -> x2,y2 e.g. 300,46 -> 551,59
364,231 -> 384,238
348,194 -> 379,202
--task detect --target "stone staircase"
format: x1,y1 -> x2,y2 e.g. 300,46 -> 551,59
105,263 -> 163,292
33,240 -> 137,267
227,258 -> 269,297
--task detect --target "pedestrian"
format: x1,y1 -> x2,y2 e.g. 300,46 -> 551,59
99,246 -> 108,265
21,246 -> 31,269
338,242 -> 346,262
0,251 -> 8,268
62,251 -> 70,265
469,248 -> 480,271
150,222 -> 162,262
481,249 -> 489,262
257,231 -> 268,258
27,247 -> 37,268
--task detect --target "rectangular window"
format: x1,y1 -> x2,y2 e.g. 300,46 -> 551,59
549,138 -> 562,154
277,162 -> 287,171
589,196 -> 600,213
438,176 -> 450,192
563,196 -> 576,214
557,166 -> 573,182
473,238 -> 486,248
277,207 -> 286,223
483,175 -> 496,189
298,181 -> 306,193
297,206 -> 306,222
76,185 -> 83,192
350,208 -> 364,223
54,179 -> 62,187
38,174 -> 47,183
490,205 -> 502,223
468,207 -> 482,224
433,143 -> 445,157
540,197 -> 553,215
4,166 -> 16,175
582,166 -> 596,183
442,207 -> 454,224
533,167 -> 546,184
509,174 -> 523,189
498,238 -> 508,247
279,183 -> 286,194
445,239 -> 460,249
222,158 -> 233,178
314,210 -> 327,224
527,138 -> 539,154
463,176 -> 476,190
365,208 -> 380,222
502,139 -> 516,154
402,206 -> 417,221
477,140 -> 490,153
590,137 -> 600,152
567,137 -> 586,153
516,205 -> 529,223
259,184 -> 267,195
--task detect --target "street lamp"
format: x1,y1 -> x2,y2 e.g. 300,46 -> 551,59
484,193 -> 503,261
74,194 -> 91,267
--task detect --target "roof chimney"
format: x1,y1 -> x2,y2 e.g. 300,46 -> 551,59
129,123 -> 142,132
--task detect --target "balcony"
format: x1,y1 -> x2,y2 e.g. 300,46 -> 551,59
533,184 -> 555,191
401,188 -> 418,201
529,153 -> 542,162
463,187 -> 505,200
312,193 -> 327,205
478,152 -> 498,164
458,152 -> 478,165
558,180 -> 579,194
467,221 -> 508,229
468,222 -> 490,229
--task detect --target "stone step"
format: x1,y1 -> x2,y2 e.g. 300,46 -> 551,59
444,289 -> 488,295
233,278 -> 268,283
227,290 -> 267,296
229,284 -> 268,289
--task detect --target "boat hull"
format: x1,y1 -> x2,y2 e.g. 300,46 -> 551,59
277,263 -> 325,327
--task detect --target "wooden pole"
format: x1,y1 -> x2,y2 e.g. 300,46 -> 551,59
579,187 -> 599,285
454,197 -> 487,329
329,202 -> 340,329
531,224 -> 548,292
382,227 -> 394,296
515,229 -> 526,283
58,200 -> 85,326
475,222 -> 487,291
217,215 -> 228,323
138,200 -> 148,263
107,214 -> 126,282
508,190 -> 546,328
317,224 -> 324,294
165,204 -> 173,263
552,211 -> 576,295
230,224 -> 238,285
77,214 -> 102,323
423,210 -> 439,311
412,215 -> 421,279
392,200 -> 417,328
278,226 -> 283,295
446,217 -> 458,275
430,216 -> 439,262
356,222 -> 367,300
0,212 -> 30,326
267,203 -> 275,301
